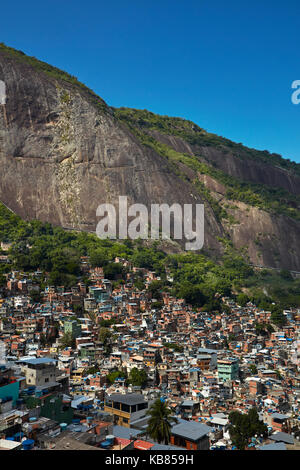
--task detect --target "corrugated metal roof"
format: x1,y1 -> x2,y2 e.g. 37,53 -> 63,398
259,442 -> 286,450
270,432 -> 294,444
171,420 -> 211,441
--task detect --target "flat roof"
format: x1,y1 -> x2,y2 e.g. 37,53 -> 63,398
259,442 -> 286,450
271,413 -> 288,421
151,443 -> 187,450
18,358 -> 57,365
171,420 -> 211,441
270,432 -> 294,444
107,393 -> 147,406
113,425 -> 142,439
181,400 -> 197,407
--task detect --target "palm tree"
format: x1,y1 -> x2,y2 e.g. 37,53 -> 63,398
86,310 -> 97,326
146,398 -> 178,445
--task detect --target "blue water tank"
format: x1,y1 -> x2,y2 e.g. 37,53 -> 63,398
100,440 -> 112,448
73,425 -> 82,432
106,435 -> 115,446
22,439 -> 35,450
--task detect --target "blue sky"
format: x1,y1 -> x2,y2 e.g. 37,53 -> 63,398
2,0 -> 300,162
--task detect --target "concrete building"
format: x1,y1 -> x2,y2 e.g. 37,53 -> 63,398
217,358 -> 239,382
64,320 -> 82,339
18,358 -> 57,387
104,393 -> 149,428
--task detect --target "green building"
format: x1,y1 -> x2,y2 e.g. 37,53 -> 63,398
64,319 -> 82,339
89,287 -> 109,303
217,358 -> 239,382
79,344 -> 96,361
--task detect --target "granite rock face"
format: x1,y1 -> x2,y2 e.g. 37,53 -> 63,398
0,47 -> 299,270
0,49 -> 223,253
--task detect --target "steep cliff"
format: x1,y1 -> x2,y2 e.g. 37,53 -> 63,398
0,44 -> 299,270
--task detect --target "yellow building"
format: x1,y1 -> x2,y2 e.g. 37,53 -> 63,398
104,393 -> 149,428
70,368 -> 85,383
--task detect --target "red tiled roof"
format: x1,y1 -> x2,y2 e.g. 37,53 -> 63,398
134,440 -> 154,450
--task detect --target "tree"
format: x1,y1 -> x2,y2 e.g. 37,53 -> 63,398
249,364 -> 258,375
103,262 -> 125,280
236,293 -> 249,307
280,269 -> 293,281
128,368 -> 148,388
99,327 -> 114,355
176,282 -> 207,307
148,280 -> 164,299
85,365 -> 100,376
228,334 -> 236,343
29,290 -> 41,303
151,301 -> 163,309
86,310 -> 97,326
229,408 -> 268,450
39,333 -> 47,347
60,332 -> 75,349
146,398 -> 178,445
89,248 -> 109,267
0,274 -> 7,287
255,322 -> 274,336
163,342 -> 183,353
222,304 -> 231,314
73,303 -> 84,316
270,305 -> 286,327
201,298 -> 221,312
107,369 -> 127,385
134,278 -> 145,291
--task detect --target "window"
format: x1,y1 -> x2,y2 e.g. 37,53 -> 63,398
45,378 -> 49,383
121,403 -> 130,413
137,402 -> 147,411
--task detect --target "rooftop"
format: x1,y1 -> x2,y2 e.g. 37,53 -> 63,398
107,393 -> 147,406
171,420 -> 211,441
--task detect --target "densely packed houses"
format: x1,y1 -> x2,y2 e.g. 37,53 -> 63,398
0,256 -> 299,451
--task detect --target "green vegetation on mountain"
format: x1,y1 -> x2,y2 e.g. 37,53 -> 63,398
114,107 -> 300,176
114,108 -> 300,222
1,43 -> 300,275
0,202 -> 299,312
0,42 -> 108,113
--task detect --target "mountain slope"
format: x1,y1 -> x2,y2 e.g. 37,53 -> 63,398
0,43 -> 299,270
